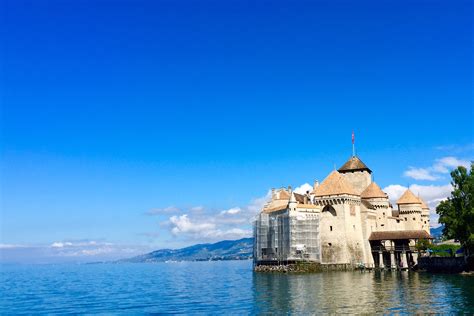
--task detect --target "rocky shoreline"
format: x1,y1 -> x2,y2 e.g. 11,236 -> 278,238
254,262 -> 322,273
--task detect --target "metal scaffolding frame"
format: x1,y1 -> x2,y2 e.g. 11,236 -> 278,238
254,211 -> 320,264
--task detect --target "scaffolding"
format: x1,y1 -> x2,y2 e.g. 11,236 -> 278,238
254,210 -> 320,264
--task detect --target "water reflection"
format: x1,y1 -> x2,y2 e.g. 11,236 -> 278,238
253,270 -> 474,314
1,262 -> 472,314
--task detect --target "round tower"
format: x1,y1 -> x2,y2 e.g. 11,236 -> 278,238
397,189 -> 423,230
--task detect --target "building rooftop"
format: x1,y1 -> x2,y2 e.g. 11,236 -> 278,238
418,197 -> 430,210
397,189 -> 422,205
277,189 -> 290,200
312,170 -> 358,197
369,230 -> 432,240
338,156 -> 372,174
361,182 -> 387,199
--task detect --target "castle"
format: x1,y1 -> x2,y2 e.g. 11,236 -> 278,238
253,153 -> 432,270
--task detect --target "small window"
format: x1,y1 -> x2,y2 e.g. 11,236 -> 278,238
413,217 -> 416,221
383,212 -> 385,216
381,224 -> 385,227
396,220 -> 400,223
330,226 -> 333,231
405,217 -> 408,221
328,243 -> 332,246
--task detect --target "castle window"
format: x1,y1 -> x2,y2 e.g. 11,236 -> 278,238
322,205 -> 336,216
413,217 -> 416,221
405,217 -> 408,221
330,226 -> 333,231
397,220 -> 400,223
328,243 -> 332,246
383,212 -> 385,216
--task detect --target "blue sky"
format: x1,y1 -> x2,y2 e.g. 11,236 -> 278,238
1,0 -> 472,263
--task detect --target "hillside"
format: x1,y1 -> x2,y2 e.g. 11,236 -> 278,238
122,238 -> 253,262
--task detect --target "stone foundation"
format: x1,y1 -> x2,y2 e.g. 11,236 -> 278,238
418,257 -> 467,273
254,262 -> 322,273
320,263 -> 358,271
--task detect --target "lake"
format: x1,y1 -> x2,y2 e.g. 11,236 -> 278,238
1,261 -> 473,314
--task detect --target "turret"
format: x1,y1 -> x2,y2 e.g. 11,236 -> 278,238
360,182 -> 390,209
289,192 -> 297,211
418,197 -> 431,234
397,189 -> 423,230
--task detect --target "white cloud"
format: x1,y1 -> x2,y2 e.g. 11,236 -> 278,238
50,242 -> 73,248
403,167 -> 439,180
1,240 -> 150,264
435,143 -> 474,154
403,156 -> 471,181
220,207 -> 241,215
0,244 -> 26,249
145,206 -> 180,216
169,214 -> 216,236
190,206 -> 204,212
293,183 -> 313,194
162,191 -> 272,242
383,184 -> 408,202
433,157 -> 470,173
168,214 -> 250,240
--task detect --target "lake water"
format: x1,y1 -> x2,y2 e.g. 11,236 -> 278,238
1,261 -> 473,314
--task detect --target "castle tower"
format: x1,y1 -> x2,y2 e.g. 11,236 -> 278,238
288,192 -> 297,212
418,197 -> 431,234
312,171 -> 368,265
397,189 -> 423,230
338,156 -> 372,194
360,181 -> 390,229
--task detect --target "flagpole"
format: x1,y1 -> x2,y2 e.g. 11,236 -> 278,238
352,131 -> 355,157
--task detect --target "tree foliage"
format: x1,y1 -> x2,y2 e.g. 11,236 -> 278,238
415,238 -> 430,251
436,163 -> 474,253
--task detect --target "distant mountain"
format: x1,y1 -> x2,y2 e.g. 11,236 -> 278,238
430,226 -> 444,239
122,228 -> 444,263
121,238 -> 253,263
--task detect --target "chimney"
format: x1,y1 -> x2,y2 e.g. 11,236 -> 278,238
288,185 -> 292,194
313,180 -> 319,190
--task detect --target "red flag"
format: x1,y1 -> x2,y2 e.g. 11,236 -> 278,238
352,131 -> 355,144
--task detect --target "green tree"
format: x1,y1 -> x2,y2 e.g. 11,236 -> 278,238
436,163 -> 474,255
415,238 -> 430,251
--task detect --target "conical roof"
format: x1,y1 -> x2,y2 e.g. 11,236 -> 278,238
312,171 -> 358,197
338,156 -> 372,173
418,197 -> 430,210
397,189 -> 421,205
361,182 -> 387,199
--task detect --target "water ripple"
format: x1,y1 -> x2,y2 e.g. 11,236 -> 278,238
1,261 -> 473,314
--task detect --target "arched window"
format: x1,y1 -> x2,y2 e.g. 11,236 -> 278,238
322,205 -> 337,216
